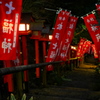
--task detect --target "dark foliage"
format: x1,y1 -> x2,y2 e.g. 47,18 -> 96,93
22,0 -> 99,43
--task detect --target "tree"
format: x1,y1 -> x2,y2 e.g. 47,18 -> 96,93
22,0 -> 99,43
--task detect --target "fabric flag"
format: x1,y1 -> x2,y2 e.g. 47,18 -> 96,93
82,40 -> 92,54
76,38 -> 86,57
83,14 -> 100,62
58,16 -> 78,61
46,10 -> 70,71
91,44 -> 98,58
95,3 -> 100,17
0,0 -> 22,60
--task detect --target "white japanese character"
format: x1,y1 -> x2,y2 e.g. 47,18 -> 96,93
67,31 -> 71,36
52,43 -> 57,49
55,33 -> 60,40
65,39 -> 69,43
60,52 -> 66,58
0,1 -> 2,4
62,45 -> 67,50
5,1 -> 15,14
71,19 -> 76,22
2,38 -> 12,53
57,22 -> 63,30
13,57 -> 20,65
3,19 -> 13,34
90,17 -> 94,22
50,51 -> 56,58
87,19 -> 90,23
2,38 -> 7,53
59,17 -> 62,20
91,26 -> 98,32
7,39 -> 12,53
62,17 -> 66,21
69,24 -> 74,29
59,17 -> 65,20
96,34 -> 100,42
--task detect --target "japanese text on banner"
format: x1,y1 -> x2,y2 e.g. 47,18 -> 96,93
0,0 -> 22,60
58,16 -> 78,61
46,10 -> 70,71
83,14 -> 100,61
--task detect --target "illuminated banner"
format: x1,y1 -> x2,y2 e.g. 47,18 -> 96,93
46,10 -> 70,71
91,44 -> 98,58
0,0 -> 22,60
58,16 -> 78,61
83,14 -> 100,61
82,40 -> 91,54
76,38 -> 86,57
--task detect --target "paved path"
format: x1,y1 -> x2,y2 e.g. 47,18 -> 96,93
27,63 -> 100,100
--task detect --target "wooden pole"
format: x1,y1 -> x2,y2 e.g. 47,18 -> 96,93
22,36 -> 28,81
35,39 -> 40,78
3,60 -> 13,92
42,41 -> 47,86
22,36 -> 29,92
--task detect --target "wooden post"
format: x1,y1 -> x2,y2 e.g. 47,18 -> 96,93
35,40 -> 40,78
22,36 -> 28,80
3,61 -> 13,93
42,41 -> 47,86
22,36 -> 29,92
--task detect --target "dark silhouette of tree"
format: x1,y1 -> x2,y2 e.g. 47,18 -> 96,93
22,0 -> 99,43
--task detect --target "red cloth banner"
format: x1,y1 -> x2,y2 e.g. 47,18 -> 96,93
83,14 -> 100,61
82,40 -> 92,54
58,16 -> 78,61
46,10 -> 70,71
91,44 -> 98,58
0,0 -> 22,60
76,38 -> 86,57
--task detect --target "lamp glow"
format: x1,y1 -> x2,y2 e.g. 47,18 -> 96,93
49,35 -> 53,40
19,24 -> 30,31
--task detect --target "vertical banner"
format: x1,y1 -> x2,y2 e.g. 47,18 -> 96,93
83,14 -> 100,61
95,3 -> 100,17
82,40 -> 92,55
46,10 -> 70,71
58,16 -> 78,61
76,38 -> 86,57
0,0 -> 22,60
91,44 -> 98,58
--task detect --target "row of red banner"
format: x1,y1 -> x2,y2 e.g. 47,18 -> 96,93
83,6 -> 100,61
46,3 -> 100,71
0,1 -> 100,71
76,38 -> 98,59
46,10 -> 78,71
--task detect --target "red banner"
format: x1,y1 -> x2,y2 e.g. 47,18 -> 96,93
76,38 -> 86,57
58,16 -> 78,61
91,44 -> 98,58
46,10 -> 70,71
82,40 -> 92,54
83,14 -> 100,61
96,3 -> 100,17
0,0 -> 22,60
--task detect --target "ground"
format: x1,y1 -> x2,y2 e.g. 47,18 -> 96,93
27,63 -> 100,100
